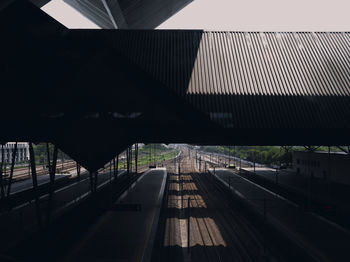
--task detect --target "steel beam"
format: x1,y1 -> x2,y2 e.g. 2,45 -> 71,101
336,146 -> 350,154
303,146 -> 321,152
101,0 -> 119,28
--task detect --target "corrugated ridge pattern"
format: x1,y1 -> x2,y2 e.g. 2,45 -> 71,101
112,31 -> 350,128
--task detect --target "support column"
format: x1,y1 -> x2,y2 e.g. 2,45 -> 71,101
224,146 -> 226,166
76,162 -> 81,181
116,154 -> 119,178
149,145 -> 151,167
113,157 -> 116,178
327,146 -> 331,204
89,170 -> 99,193
89,171 -> 94,193
46,143 -> 58,225
229,146 -> 231,166
129,145 -> 133,173
234,145 -> 236,167
240,150 -> 242,170
94,171 -> 98,192
124,150 -> 126,169
109,160 -> 112,204
126,148 -> 130,174
46,143 -> 51,175
281,146 -> 294,167
6,142 -> 18,198
29,142 -> 42,228
302,146 -> 318,210
253,151 -> 256,173
135,144 -> 138,173
0,144 -> 5,200
61,151 -> 64,170
110,160 -> 112,179
153,144 -> 155,167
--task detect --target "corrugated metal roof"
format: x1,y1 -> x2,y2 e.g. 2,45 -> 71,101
111,31 -> 350,129
2,2 -> 349,170
113,31 -> 350,96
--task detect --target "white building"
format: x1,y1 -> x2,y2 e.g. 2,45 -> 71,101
0,142 -> 29,163
293,151 -> 350,186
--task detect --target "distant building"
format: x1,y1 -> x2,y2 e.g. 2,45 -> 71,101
0,142 -> 29,163
293,151 -> 350,186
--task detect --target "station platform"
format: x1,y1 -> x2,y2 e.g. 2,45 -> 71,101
242,167 -> 304,188
240,167 -> 350,206
0,170 -> 127,253
239,166 -> 350,229
210,168 -> 350,262
63,168 -> 167,262
9,174 -> 70,195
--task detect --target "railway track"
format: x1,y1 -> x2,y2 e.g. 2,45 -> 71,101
191,173 -> 286,262
2,161 -> 77,182
153,151 -> 292,262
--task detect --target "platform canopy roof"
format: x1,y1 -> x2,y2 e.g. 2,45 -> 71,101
0,1 -> 349,171
62,0 -> 193,29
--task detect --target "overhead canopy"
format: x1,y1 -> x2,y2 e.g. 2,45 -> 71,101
111,30 -> 350,129
0,1 -> 349,171
63,0 -> 193,29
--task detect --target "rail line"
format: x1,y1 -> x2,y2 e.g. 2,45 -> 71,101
2,161 -> 78,182
153,151 -> 292,262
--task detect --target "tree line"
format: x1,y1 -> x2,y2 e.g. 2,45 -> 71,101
199,146 -> 341,167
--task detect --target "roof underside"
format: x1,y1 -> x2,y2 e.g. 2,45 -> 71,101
0,1 -> 349,170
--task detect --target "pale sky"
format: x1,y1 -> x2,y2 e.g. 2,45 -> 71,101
42,0 -> 99,28
42,0 -> 349,31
